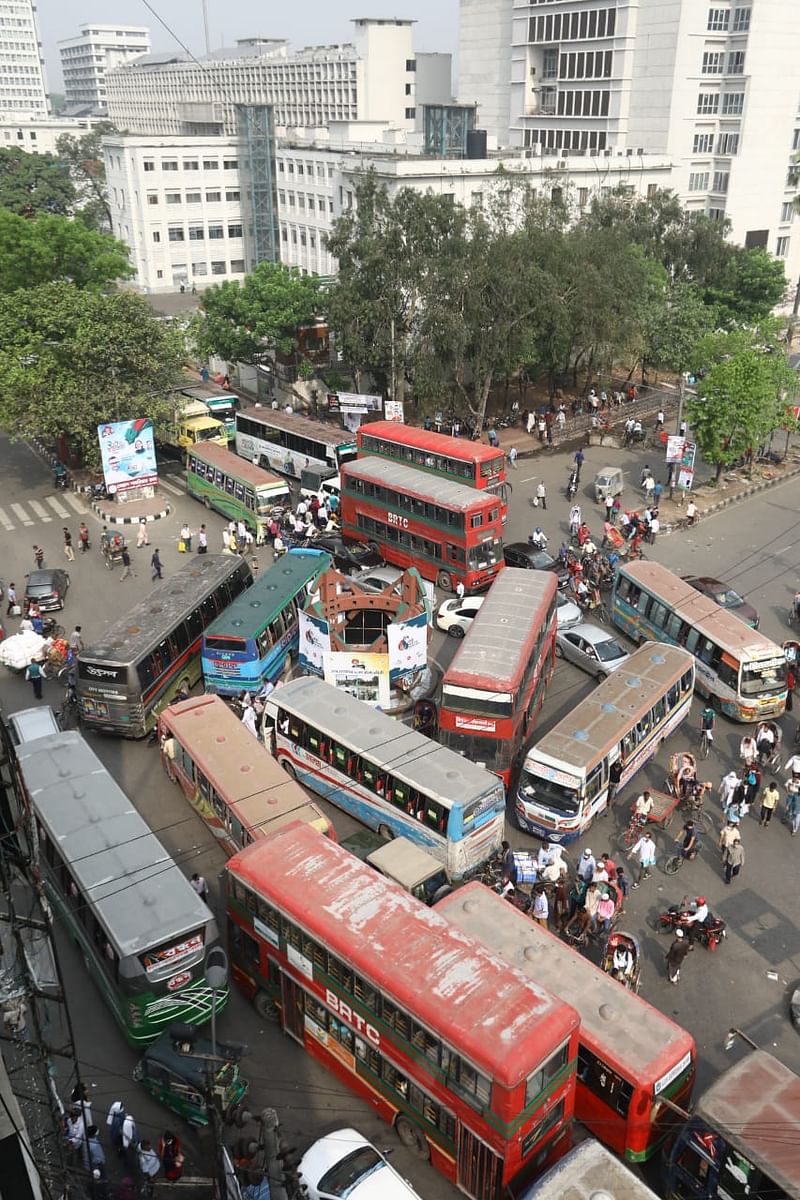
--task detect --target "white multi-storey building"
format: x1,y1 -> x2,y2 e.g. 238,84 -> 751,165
0,0 -> 48,116
459,0 -> 800,285
58,23 -> 150,114
103,134 -> 246,293
0,111 -> 101,153
105,20 -> 445,139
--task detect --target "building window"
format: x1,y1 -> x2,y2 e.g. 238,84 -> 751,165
143,159 -> 155,172
712,171 -> 729,193
693,133 -> 714,154
406,59 -> 416,71
189,226 -> 204,240
228,223 -> 243,238
732,7 -> 751,32
185,191 -> 201,203
291,229 -> 297,244
405,108 -> 416,119
168,228 -> 185,242
300,231 -> 307,246
776,236 -> 790,258
162,160 -> 178,171
717,132 -> 739,154
224,159 -> 238,170
781,202 -> 795,223
157,270 -> 163,279
281,227 -> 288,242
183,160 -> 199,171
722,92 -> 744,115
707,8 -> 730,32
192,262 -> 208,276
405,83 -> 412,95
230,259 -> 245,273
226,190 -> 240,202
708,207 -> 726,221
211,261 -> 226,274
165,192 -> 181,205
152,231 -> 160,242
208,224 -> 224,239
793,130 -> 800,151
689,172 -> 710,191
727,51 -> 745,74
203,159 -> 219,170
147,193 -> 159,206
278,160 -> 285,174
697,93 -> 719,115
205,190 -> 221,202
702,52 -> 724,74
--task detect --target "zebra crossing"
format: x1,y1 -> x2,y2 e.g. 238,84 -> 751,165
0,492 -> 89,532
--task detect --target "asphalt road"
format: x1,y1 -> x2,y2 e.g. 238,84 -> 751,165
1,432 -> 799,1198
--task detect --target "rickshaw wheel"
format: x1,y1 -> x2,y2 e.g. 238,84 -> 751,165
395,1117 -> 430,1161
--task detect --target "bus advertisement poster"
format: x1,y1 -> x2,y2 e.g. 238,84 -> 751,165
298,611 -> 331,676
387,612 -> 428,683
97,419 -> 158,493
323,652 -> 391,709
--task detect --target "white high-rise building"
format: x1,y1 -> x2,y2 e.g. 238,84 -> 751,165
58,24 -> 150,114
0,0 -> 48,116
459,0 -> 800,284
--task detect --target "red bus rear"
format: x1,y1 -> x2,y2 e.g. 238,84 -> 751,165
340,456 -> 504,594
440,886 -> 696,1164
357,420 -> 509,516
226,823 -> 580,1199
438,569 -> 558,786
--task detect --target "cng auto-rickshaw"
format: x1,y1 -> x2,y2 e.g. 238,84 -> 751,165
134,1024 -> 248,1126
594,466 -> 624,504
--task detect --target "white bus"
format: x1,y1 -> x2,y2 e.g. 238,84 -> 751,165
611,560 -> 787,721
264,676 -> 506,879
516,644 -> 694,842
235,409 -> 357,479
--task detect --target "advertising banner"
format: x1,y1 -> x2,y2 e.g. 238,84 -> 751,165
384,400 -> 405,423
298,611 -> 331,676
327,392 -> 382,414
665,435 -> 685,464
97,419 -> 158,493
387,611 -> 429,683
323,652 -> 391,709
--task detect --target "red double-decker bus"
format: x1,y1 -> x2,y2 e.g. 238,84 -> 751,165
340,457 -> 504,594
226,823 -> 580,1199
440,885 -> 696,1165
357,420 -> 509,515
438,569 -> 558,787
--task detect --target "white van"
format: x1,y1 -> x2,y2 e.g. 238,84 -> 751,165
6,705 -> 60,745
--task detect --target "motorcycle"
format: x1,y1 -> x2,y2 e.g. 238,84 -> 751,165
53,466 -> 68,491
89,483 -> 107,502
566,473 -> 578,500
657,902 -> 727,950
528,530 -> 549,552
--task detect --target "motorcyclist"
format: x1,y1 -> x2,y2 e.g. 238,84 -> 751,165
528,528 -> 548,551
682,895 -> 709,944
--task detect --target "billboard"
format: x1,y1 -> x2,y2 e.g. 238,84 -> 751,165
97,419 -> 157,494
387,612 -> 429,683
323,652 -> 391,709
298,611 -> 331,676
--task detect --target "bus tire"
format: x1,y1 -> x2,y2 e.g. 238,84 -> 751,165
437,570 -> 453,592
395,1116 -> 430,1161
378,823 -> 394,840
281,760 -> 297,779
254,991 -> 278,1021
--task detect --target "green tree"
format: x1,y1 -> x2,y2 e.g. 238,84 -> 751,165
0,209 -> 132,291
641,281 -> 714,394
56,122 -> 116,230
0,146 -> 75,217
0,283 -> 186,469
704,247 -> 787,327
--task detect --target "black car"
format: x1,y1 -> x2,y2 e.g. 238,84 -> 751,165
503,543 -> 569,589
24,568 -> 70,612
312,536 -> 383,573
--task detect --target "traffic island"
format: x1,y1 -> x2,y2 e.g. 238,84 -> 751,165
93,493 -> 172,524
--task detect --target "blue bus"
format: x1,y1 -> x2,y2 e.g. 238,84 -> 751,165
201,552 -> 330,695
264,675 -> 506,879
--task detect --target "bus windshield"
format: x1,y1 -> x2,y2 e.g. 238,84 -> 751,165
740,656 -> 786,697
468,539 -> 501,569
518,767 -> 581,816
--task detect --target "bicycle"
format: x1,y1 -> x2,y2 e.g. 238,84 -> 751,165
699,727 -> 714,759
615,810 -> 648,852
663,842 -> 700,875
678,793 -> 713,833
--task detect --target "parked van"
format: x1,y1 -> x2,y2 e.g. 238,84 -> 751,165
6,705 -> 60,745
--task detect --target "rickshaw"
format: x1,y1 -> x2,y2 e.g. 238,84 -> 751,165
563,878 -> 622,948
756,720 -> 782,768
593,466 -> 624,504
101,531 -> 127,569
602,930 -> 641,992
134,1025 -> 248,1127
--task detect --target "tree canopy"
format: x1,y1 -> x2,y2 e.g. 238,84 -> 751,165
192,261 -> 323,364
0,208 -> 132,291
0,283 -> 186,469
0,146 -> 76,217
56,122 -> 115,231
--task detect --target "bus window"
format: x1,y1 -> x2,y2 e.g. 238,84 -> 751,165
212,791 -> 226,822
197,770 -> 211,801
636,591 -> 651,616
245,489 -> 255,511
649,601 -> 669,629
256,627 -> 273,658
225,475 -> 235,495
667,682 -> 680,708
585,762 -> 605,802
234,481 -> 245,502
214,469 -> 224,488
470,513 -> 484,529
651,696 -> 666,726
188,455 -> 198,473
287,716 -> 304,742
447,544 -> 465,564
269,615 -> 285,643
422,799 -> 447,834
330,741 -> 348,772
697,637 -> 716,666
686,629 -> 700,653
176,743 -> 194,779
665,613 -> 683,641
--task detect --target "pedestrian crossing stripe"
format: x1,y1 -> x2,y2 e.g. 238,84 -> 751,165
46,496 -> 70,518
11,503 -> 33,526
28,500 -> 52,522
158,478 -> 184,496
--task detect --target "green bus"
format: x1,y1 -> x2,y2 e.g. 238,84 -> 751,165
180,385 -> 239,443
13,730 -> 227,1045
186,442 -> 292,542
76,554 -> 253,737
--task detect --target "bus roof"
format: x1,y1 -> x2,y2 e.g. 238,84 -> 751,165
358,420 -> 503,465
694,1050 -> 800,1195
342,456 -> 496,513
439,885 -> 694,1080
204,552 -> 329,639
271,676 -> 503,806
444,569 -> 556,691
80,555 -> 251,666
518,1138 -> 660,1199
525,643 -> 693,775
237,408 -> 355,448
180,385 -> 238,406
189,441 -> 287,488
228,823 -> 578,1086
618,561 -> 783,660
15,732 -> 209,957
159,695 -> 329,835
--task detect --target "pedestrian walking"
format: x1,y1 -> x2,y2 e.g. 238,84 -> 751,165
63,528 -> 75,561
160,731 -> 177,782
68,625 -> 84,653
604,493 -> 614,522
787,780 -> 800,836
158,1131 -> 184,1182
120,1111 -> 137,1174
33,545 -> 45,568
640,464 -> 650,486
574,448 -> 585,482
138,1140 -> 160,1194
719,769 -> 739,810
722,837 -> 745,884
665,929 -> 690,984
106,1100 -> 126,1155
759,780 -> 780,826
686,499 -> 697,526
242,704 -> 259,738
136,519 -> 149,548
198,524 -> 208,554
150,549 -> 163,581
532,886 -> 548,929
78,522 -> 90,552
25,660 -> 43,700
508,446 -> 518,469
119,546 -> 133,580
179,523 -> 192,553
615,866 -> 629,914
70,1083 -> 93,1130
190,873 -> 209,902
578,848 -> 596,884
568,504 -> 581,540
655,409 -> 665,432
653,480 -> 663,505
647,515 -> 660,544
536,480 -> 547,509
6,582 -> 17,616
81,1124 -> 106,1176
719,820 -> 741,856
629,830 -> 656,886
455,580 -> 466,602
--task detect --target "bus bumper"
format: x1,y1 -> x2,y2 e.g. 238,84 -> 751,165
515,800 -> 581,844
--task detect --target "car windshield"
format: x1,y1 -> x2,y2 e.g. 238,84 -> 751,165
531,551 -> 555,570
519,768 -> 581,816
27,583 -> 54,596
317,1147 -> 384,1198
712,587 -> 744,607
594,638 -> 627,663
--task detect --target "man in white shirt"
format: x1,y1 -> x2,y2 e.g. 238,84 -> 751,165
634,790 -> 654,820
629,830 -> 656,886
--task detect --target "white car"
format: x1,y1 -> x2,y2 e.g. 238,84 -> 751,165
436,595 -> 484,637
555,621 -> 631,679
556,592 -> 582,629
351,567 -> 404,594
299,1129 -> 424,1200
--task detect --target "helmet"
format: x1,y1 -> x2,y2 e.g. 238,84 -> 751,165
696,896 -> 706,905
675,929 -> 684,938
535,527 -> 543,534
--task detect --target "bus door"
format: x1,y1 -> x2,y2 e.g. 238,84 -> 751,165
281,973 -> 305,1043
457,1124 -> 503,1200
664,1122 -> 723,1199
